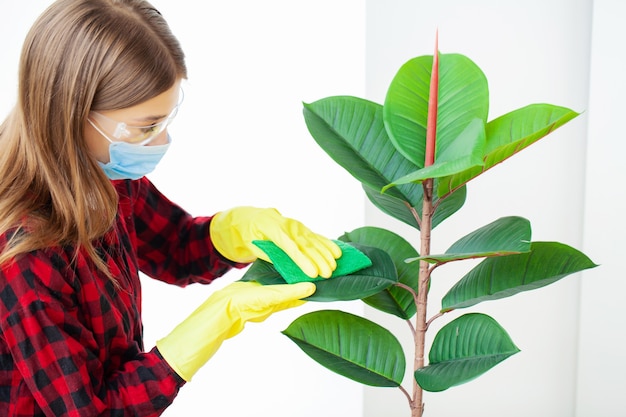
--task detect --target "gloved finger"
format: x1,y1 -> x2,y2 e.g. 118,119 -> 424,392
228,280 -> 315,299
301,231 -> 343,277
318,236 -> 342,259
242,282 -> 316,322
282,241 -> 320,278
256,230 -> 318,278
285,222 -> 342,277
251,245 -> 272,264
280,235 -> 342,278
294,236 -> 339,278
257,281 -> 317,302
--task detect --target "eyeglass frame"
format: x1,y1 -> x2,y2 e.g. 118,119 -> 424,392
87,87 -> 184,146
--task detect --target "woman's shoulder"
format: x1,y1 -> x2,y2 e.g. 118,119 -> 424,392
0,243 -> 85,313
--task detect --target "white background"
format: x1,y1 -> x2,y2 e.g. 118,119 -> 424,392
0,1 -> 621,416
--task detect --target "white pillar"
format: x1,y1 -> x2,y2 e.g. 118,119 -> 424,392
576,1 -> 626,416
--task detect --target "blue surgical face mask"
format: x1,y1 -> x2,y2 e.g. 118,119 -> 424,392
98,136 -> 171,180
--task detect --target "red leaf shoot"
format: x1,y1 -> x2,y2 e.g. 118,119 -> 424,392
425,31 -> 439,167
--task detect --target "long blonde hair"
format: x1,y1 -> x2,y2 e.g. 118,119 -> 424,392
0,0 -> 187,272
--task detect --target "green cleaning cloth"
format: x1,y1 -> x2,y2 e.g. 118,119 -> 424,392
252,239 -> 372,283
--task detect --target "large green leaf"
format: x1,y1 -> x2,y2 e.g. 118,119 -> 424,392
363,183 -> 419,229
240,259 -> 287,286
383,54 -> 489,168
414,216 -> 531,264
364,182 -> 466,230
415,313 -> 520,392
441,241 -> 598,311
303,96 -> 423,205
307,245 -> 398,302
303,96 -> 466,230
241,244 -> 398,302
340,226 -> 419,319
283,310 -> 406,387
384,118 -> 486,187
438,104 -> 580,197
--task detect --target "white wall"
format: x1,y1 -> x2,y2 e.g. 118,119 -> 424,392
1,1 -> 622,417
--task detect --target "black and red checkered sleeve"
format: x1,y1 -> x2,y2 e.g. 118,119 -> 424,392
0,247 -> 184,416
115,178 -> 246,286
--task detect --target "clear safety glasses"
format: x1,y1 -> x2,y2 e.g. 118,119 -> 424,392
88,88 -> 184,146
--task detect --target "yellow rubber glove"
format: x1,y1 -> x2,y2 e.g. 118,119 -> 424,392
209,206 -> 342,278
156,281 -> 316,382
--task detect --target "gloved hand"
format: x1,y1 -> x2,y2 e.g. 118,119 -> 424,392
156,280 -> 316,382
209,206 -> 342,278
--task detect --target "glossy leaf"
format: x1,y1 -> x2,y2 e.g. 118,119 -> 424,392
438,104 -> 580,197
415,313 -> 520,392
240,259 -> 287,286
283,310 -> 406,387
363,184 -> 419,229
340,226 -> 419,319
384,118 -> 486,188
414,216 -> 531,264
307,245 -> 398,302
241,244 -> 398,302
442,241 -> 598,311
383,54 -> 489,168
303,96 -> 465,230
303,96 -> 423,204
364,181 -> 466,230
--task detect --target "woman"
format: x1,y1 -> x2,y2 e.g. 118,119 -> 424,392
0,0 -> 341,415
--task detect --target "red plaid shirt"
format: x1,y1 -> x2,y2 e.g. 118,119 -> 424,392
0,177 -> 240,416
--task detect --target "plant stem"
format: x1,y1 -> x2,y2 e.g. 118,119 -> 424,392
426,312 -> 445,331
412,31 -> 439,417
412,179 -> 434,417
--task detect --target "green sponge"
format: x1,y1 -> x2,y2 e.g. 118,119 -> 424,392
252,239 -> 372,283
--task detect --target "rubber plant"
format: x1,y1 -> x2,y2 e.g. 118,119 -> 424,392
241,36 -> 597,416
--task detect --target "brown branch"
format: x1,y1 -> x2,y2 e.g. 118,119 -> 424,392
425,311 -> 447,330
399,384 -> 413,404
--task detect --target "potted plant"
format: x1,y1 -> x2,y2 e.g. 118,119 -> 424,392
242,36 -> 597,417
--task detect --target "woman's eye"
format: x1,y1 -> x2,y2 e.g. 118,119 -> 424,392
141,125 -> 159,134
